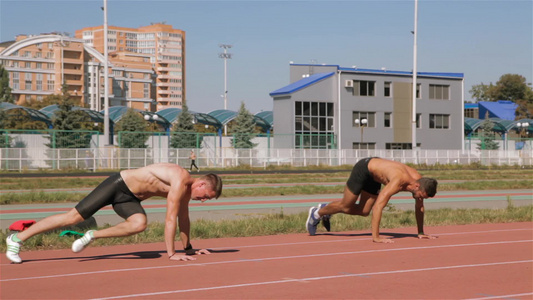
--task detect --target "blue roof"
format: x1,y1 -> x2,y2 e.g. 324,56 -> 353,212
269,72 -> 335,96
464,103 -> 478,109
478,100 -> 518,120
289,64 -> 464,78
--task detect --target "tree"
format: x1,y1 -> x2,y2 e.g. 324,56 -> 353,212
476,119 -> 500,150
46,84 -> 92,148
0,65 -> 13,104
470,74 -> 533,104
231,102 -> 257,149
114,108 -> 149,148
170,103 -> 201,148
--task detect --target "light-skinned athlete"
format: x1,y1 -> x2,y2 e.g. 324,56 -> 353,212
306,157 -> 438,243
6,163 -> 222,264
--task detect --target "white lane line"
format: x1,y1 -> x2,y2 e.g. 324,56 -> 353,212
90,260 -> 533,300
466,292 -> 533,300
2,227 -> 530,267
2,239 -> 531,282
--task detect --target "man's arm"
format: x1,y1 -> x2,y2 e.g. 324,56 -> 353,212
415,198 -> 437,240
164,173 -> 196,261
371,183 -> 399,243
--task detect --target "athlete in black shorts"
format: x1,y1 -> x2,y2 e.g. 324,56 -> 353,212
306,157 -> 438,243
6,163 -> 223,264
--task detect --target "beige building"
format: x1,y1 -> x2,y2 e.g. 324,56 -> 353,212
75,23 -> 185,110
0,34 -> 156,111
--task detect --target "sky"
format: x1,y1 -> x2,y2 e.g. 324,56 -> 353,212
1,0 -> 531,114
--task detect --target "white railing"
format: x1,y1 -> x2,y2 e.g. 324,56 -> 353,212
1,147 -> 532,171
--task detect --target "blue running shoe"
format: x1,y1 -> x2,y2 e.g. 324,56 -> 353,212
306,206 -> 321,236
318,203 -> 331,232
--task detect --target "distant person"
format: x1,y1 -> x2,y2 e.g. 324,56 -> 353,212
189,150 -> 200,172
6,163 -> 222,264
306,157 -> 438,243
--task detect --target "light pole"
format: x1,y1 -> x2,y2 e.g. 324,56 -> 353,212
218,44 -> 232,110
102,0 -> 111,145
517,121 -> 530,140
354,118 -> 368,146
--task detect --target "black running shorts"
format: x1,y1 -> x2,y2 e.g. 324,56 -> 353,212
75,173 -> 146,220
346,157 -> 381,195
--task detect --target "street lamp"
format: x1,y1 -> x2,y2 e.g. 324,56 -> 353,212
517,122 -> 530,138
354,118 -> 368,144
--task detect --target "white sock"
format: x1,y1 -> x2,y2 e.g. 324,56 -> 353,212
313,210 -> 321,219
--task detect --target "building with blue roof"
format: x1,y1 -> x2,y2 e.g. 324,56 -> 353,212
477,100 -> 518,120
270,63 -> 465,149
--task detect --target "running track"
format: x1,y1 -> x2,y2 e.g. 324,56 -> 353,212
1,222 -> 532,299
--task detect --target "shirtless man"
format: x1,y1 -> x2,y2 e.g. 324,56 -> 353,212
306,157 -> 437,243
6,163 -> 222,264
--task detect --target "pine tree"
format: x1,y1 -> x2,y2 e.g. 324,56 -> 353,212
231,102 -> 257,149
170,103 -> 201,148
114,108 -> 150,148
476,119 -> 500,150
46,84 -> 91,148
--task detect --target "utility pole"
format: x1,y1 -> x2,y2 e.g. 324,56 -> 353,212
411,0 -> 418,152
103,0 -> 111,145
218,44 -> 232,110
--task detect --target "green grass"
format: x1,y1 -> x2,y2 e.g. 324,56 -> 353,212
1,205 -> 531,252
1,179 -> 531,205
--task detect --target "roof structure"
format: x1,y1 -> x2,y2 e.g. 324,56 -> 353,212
40,104 -> 109,123
157,108 -> 222,129
102,106 -> 170,128
0,102 -> 52,127
464,117 -> 532,135
478,100 -> 518,120
255,111 -> 273,128
269,72 -> 335,96
208,109 -> 273,131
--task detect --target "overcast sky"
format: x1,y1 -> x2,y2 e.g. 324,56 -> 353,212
1,0 -> 531,113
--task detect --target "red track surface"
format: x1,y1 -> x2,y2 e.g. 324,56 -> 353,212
1,222 -> 532,299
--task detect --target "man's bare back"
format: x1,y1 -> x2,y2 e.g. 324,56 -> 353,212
121,163 -> 192,200
368,158 -> 422,192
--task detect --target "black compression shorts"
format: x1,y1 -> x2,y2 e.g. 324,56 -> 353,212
75,173 -> 146,220
346,157 -> 381,195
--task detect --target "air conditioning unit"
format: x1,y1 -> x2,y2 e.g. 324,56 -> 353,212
345,80 -> 353,88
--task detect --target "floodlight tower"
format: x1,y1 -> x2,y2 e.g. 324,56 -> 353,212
218,44 -> 232,110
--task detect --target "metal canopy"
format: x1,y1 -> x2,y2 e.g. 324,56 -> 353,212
1,102 -> 52,127
40,104 -> 109,123
157,108 -> 222,129
208,109 -> 272,131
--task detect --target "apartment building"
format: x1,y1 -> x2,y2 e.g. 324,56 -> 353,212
75,23 -> 185,110
0,34 -> 156,111
270,64 -> 464,150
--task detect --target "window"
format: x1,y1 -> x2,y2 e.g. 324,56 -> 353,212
25,62 -> 31,68
429,114 -> 449,129
429,84 -> 449,100
416,83 -> 421,98
36,62 -> 42,69
24,73 -> 32,90
384,82 -> 391,97
36,74 -> 43,90
384,112 -> 392,128
353,80 -> 375,96
144,83 -> 150,98
352,111 -> 376,127
12,72 -> 19,89
386,143 -> 420,150
416,113 -> 421,128
48,74 -> 55,91
465,108 -> 478,118
353,143 -> 375,150
294,101 -> 335,149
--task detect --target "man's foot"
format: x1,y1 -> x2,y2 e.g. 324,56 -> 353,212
72,230 -> 95,253
6,234 -> 22,264
318,203 -> 331,232
197,168 -> 200,172
306,206 -> 321,236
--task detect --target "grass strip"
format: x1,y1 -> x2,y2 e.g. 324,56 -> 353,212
1,205 -> 531,252
1,179 -> 532,205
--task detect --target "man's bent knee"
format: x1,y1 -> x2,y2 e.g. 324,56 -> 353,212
65,209 -> 86,225
127,214 -> 147,234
